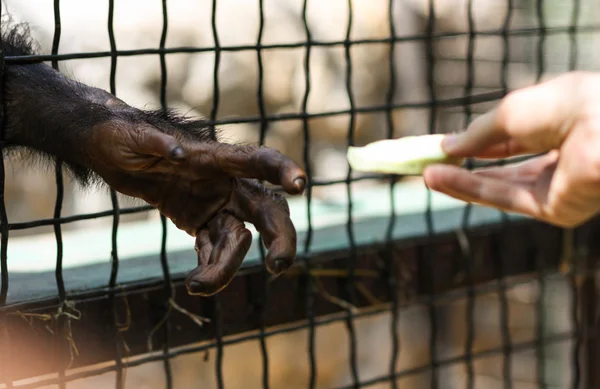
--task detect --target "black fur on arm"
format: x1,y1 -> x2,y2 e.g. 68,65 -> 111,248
0,17 -> 309,298
0,19 -> 217,187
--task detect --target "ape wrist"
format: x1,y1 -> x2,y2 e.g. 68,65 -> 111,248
2,61 -> 122,183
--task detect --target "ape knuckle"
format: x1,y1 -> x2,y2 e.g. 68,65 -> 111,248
112,122 -> 141,148
218,228 -> 234,241
258,145 -> 277,155
210,142 -> 226,155
237,178 -> 265,197
272,192 -> 290,212
253,146 -> 270,160
250,187 -> 288,215
105,96 -> 128,107
238,226 -> 252,240
207,144 -> 225,167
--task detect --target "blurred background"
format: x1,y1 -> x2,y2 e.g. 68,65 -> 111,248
2,0 -> 600,388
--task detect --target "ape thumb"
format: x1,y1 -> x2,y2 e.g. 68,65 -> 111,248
139,126 -> 187,164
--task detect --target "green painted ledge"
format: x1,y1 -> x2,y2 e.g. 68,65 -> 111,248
5,180 -> 524,304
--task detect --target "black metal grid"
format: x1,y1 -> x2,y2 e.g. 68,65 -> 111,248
0,0 -> 600,388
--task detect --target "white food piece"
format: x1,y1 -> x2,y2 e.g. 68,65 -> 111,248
346,134 -> 464,175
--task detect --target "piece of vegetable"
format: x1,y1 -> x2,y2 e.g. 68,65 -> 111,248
346,134 -> 464,175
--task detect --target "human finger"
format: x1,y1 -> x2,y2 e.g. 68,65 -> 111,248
226,179 -> 297,276
443,73 -> 582,158
185,212 -> 252,296
202,143 -> 306,195
466,139 -> 535,159
441,109 -> 510,157
423,164 -> 542,217
469,152 -> 559,182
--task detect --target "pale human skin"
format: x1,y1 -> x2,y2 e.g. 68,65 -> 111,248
423,71 -> 600,228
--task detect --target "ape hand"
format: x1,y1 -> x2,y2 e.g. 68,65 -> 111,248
87,118 -> 307,296
1,32 -> 305,296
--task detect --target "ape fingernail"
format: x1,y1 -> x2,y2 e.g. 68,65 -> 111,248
293,177 -> 306,193
272,258 -> 292,274
186,280 -> 216,296
171,146 -> 186,161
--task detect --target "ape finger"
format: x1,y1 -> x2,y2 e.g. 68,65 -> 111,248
207,143 -> 306,195
136,125 -> 187,164
227,179 -> 297,275
260,211 -> 297,275
185,212 -> 252,296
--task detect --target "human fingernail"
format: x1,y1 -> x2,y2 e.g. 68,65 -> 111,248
442,134 -> 459,152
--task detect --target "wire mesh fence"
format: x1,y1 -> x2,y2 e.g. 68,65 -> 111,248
1,0 -> 600,388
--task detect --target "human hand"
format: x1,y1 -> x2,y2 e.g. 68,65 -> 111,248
423,71 -> 600,228
86,112 -> 306,296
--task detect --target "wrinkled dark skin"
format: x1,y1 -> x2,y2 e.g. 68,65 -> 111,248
1,22 -> 306,296
88,116 -> 306,295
